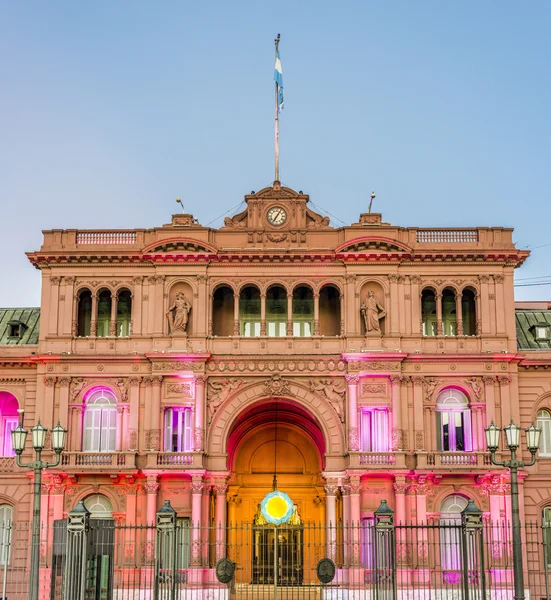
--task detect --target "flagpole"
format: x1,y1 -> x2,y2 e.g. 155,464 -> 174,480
274,33 -> 280,183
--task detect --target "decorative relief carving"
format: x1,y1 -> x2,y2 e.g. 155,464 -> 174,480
152,362 -> 204,373
266,233 -> 287,243
348,428 -> 359,451
348,361 -> 400,372
207,378 -> 244,421
345,374 -> 360,385
44,377 -> 57,388
310,378 -> 345,421
422,377 -> 437,402
128,429 -> 138,451
361,383 -> 386,396
206,357 -> 346,374
166,383 -> 192,396
145,429 -> 161,451
263,374 -> 291,397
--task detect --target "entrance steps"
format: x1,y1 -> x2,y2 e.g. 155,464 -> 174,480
232,584 -> 323,600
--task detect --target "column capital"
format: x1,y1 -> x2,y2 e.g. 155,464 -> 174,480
345,374 -> 360,385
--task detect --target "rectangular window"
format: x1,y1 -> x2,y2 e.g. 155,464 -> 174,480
3,418 -> 18,457
164,409 -> 193,452
242,321 -> 261,337
267,321 -> 286,337
361,409 -> 389,452
437,410 -> 472,452
539,419 -> 551,456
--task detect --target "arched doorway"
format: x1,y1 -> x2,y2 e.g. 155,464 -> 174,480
226,398 -> 326,583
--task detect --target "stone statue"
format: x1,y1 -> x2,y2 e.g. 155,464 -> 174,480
207,378 -> 243,421
310,378 -> 346,422
166,291 -> 191,334
361,290 -> 386,334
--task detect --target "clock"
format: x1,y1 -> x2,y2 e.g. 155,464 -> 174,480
267,206 -> 287,226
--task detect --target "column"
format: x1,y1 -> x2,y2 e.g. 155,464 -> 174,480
190,477 -> 205,566
109,292 -> 118,336
194,376 -> 206,451
345,275 -> 357,336
48,277 -> 61,336
483,375 -> 497,426
121,406 -> 130,450
404,277 -> 412,335
498,376 -> 512,453
390,375 -> 403,451
195,274 -> 208,336
148,376 -> 163,451
116,406 -> 124,452
494,275 -> 506,334
57,377 -> 71,430
471,405 -> 481,452
214,482 -> 228,560
313,293 -> 320,335
393,478 -> 407,525
412,377 -> 425,451
260,294 -> 266,336
346,375 -> 360,451
144,476 -> 160,564
287,292 -> 293,336
42,377 -> 56,429
63,276 -> 76,336
349,477 -> 361,566
90,292 -> 98,337
342,483 -> 350,565
479,276 -> 490,335
455,292 -> 464,336
435,293 -> 443,336
324,480 -> 338,559
128,377 -> 141,451
131,276 -> 144,335
389,274 -> 400,335
410,276 -> 421,335
423,406 -> 433,452
233,292 -> 240,335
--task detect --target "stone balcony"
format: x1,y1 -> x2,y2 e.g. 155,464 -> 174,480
347,452 -> 409,470
57,451 -> 137,473
417,451 -> 492,471
144,452 -> 204,469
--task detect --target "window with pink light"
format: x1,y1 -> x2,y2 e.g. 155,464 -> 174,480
0,392 -> 19,457
82,388 -> 117,452
436,388 -> 472,452
361,408 -> 389,452
164,408 -> 193,452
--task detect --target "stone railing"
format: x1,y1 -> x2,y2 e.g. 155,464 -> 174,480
60,452 -> 136,469
0,457 -> 16,472
76,231 -> 137,245
348,452 -> 407,469
146,453 -> 200,469
419,451 -> 491,469
416,229 -> 479,243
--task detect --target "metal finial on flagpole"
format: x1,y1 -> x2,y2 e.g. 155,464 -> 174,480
176,198 -> 184,213
274,34 -> 281,184
368,191 -> 376,213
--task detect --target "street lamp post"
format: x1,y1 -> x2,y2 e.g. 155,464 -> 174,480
11,409 -> 67,600
485,420 -> 541,600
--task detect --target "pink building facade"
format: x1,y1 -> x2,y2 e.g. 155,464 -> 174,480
1,182 -> 550,576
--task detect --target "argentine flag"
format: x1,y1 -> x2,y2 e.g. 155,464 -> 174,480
274,51 -> 284,112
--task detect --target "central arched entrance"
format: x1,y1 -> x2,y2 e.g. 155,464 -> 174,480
226,398 -> 326,583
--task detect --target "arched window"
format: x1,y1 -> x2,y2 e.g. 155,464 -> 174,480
319,285 -> 341,336
77,289 -> 92,337
462,289 -> 477,336
96,289 -> 112,337
436,389 -> 472,452
537,409 -> 551,457
83,389 -> 117,452
440,495 -> 468,573
239,286 -> 261,337
213,286 -> 234,336
266,286 -> 287,337
292,286 -> 313,337
116,289 -> 132,337
0,392 -> 19,457
0,505 -> 13,565
84,494 -> 113,519
442,288 -> 456,336
421,289 -> 437,336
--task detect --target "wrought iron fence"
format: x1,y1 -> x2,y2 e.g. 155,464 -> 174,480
0,508 -> 550,599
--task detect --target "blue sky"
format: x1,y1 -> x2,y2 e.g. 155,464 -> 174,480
1,1 -> 550,306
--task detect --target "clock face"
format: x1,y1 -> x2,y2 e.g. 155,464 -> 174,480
267,206 -> 287,226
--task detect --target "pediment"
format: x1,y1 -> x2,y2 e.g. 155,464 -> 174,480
336,237 -> 412,254
142,238 -> 217,255
252,184 -> 302,200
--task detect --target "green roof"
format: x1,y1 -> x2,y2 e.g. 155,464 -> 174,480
0,308 -> 40,346
516,310 -> 551,351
